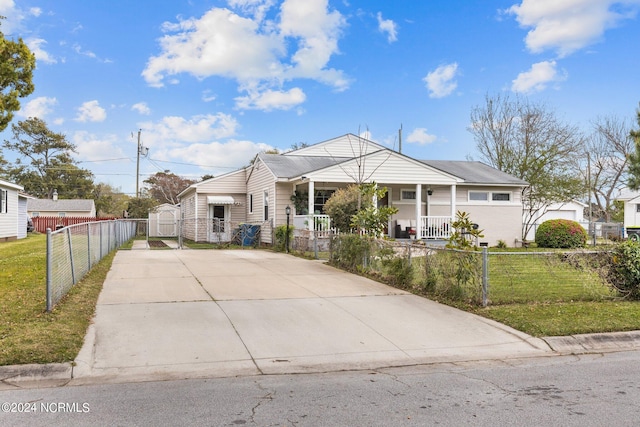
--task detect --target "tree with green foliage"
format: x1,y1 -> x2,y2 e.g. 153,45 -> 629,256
469,93 -> 585,239
3,117 -> 94,198
323,185 -> 360,231
0,20 -> 35,133
324,183 -> 397,235
626,105 -> 640,190
125,194 -> 158,219
93,183 -> 131,217
351,183 -> 398,236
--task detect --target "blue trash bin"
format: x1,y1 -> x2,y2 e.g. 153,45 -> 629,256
241,224 -> 260,246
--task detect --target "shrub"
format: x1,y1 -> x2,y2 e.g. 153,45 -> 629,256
535,219 -> 587,248
609,240 -> 640,299
274,224 -> 294,252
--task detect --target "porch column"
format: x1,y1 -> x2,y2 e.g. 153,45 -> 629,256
307,180 -> 314,231
415,183 -> 422,239
450,184 -> 457,220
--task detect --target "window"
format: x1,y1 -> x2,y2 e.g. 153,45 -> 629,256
263,191 -> 269,221
32,212 -> 40,217
314,189 -> 335,214
0,189 -> 6,213
249,194 -> 253,214
636,204 -> 640,213
401,190 -> 416,200
469,191 -> 488,201
59,212 -> 66,217
492,192 -> 511,202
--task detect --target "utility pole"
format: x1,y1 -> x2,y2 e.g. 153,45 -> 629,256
136,129 -> 141,198
398,124 -> 402,154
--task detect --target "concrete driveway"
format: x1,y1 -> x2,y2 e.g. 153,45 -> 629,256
72,246 -> 551,384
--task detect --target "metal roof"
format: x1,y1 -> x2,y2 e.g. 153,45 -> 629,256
420,160 -> 529,186
259,153 -> 351,178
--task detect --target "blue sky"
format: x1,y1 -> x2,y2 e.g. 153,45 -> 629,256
2,0 -> 639,196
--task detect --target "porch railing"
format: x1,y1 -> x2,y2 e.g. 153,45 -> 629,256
419,216 -> 452,239
293,214 -> 332,236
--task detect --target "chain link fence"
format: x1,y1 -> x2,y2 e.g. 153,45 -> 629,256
46,220 -> 141,311
328,235 -> 617,307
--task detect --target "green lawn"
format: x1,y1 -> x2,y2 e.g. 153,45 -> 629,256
0,233 -> 113,365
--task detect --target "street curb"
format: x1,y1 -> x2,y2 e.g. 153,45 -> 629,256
0,363 -> 72,389
542,331 -> 640,353
2,331 -> 640,388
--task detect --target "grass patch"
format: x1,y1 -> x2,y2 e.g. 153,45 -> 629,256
0,234 -> 116,365
475,301 -> 640,336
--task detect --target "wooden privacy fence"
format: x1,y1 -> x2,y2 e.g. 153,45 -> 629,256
32,216 -> 116,233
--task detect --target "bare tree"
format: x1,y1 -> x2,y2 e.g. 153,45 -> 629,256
581,116 -> 634,221
468,93 -> 585,239
144,171 -> 195,205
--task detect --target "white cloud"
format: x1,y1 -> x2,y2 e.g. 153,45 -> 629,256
423,63 -> 459,98
26,38 -> 57,64
131,102 -> 151,115
29,7 -> 41,17
406,128 -> 437,145
168,139 -> 274,172
18,96 -> 57,118
235,87 -> 306,111
73,131 -> 125,162
506,0 -> 640,57
142,0 -> 349,111
377,12 -> 398,43
511,60 -> 567,93
75,100 -> 107,122
139,114 -> 239,148
133,112 -> 269,173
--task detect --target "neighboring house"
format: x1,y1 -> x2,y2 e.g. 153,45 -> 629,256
27,197 -> 97,218
0,178 -> 26,242
524,200 -> 588,241
615,189 -> 640,238
178,134 -> 529,246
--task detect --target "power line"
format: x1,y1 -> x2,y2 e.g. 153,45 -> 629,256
147,157 -> 238,169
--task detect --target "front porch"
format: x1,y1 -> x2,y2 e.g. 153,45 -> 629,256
294,214 -> 453,240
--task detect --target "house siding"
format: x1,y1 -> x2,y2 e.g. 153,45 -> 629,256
0,182 -> 21,241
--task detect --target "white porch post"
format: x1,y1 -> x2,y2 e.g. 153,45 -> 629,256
307,180 -> 314,231
415,183 -> 422,239
450,184 -> 457,220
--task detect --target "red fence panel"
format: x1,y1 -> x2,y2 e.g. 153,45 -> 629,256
32,216 -> 116,233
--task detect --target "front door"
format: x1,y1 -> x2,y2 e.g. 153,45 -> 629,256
209,205 -> 230,242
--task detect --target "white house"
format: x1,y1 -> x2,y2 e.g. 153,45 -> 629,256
0,178 -> 26,242
615,189 -> 640,238
178,134 -> 529,246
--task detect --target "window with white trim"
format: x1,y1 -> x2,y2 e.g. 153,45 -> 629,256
636,204 -> 640,213
469,191 -> 488,201
401,189 -> 416,200
0,189 -> 7,213
469,191 -> 512,202
314,189 -> 335,214
492,192 -> 511,202
263,191 -> 269,221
